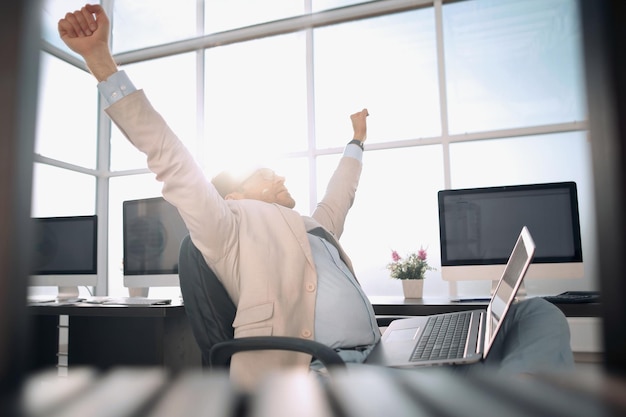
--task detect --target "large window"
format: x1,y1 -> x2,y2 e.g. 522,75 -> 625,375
37,0 -> 592,299
321,146 -> 447,296
203,33 -> 309,173
204,0 -> 305,34
110,53 -> 198,171
112,1 -> 197,54
443,0 -> 586,133
36,53 -> 99,169
31,164 -> 96,217
314,9 -> 442,146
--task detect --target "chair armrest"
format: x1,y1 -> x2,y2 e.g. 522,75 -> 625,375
209,336 -> 347,370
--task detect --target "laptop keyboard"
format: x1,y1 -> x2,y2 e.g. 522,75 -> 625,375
411,311 -> 471,361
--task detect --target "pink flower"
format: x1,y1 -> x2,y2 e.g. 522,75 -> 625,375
387,246 -> 435,280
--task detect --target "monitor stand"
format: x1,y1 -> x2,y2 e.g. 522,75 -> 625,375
447,280 -> 527,300
128,287 -> 150,297
492,279 -> 527,298
57,285 -> 80,301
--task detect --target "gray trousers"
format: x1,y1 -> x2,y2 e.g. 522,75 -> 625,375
452,297 -> 575,375
329,298 -> 575,381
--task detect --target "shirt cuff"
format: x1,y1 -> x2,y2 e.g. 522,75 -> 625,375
343,143 -> 363,162
97,70 -> 137,106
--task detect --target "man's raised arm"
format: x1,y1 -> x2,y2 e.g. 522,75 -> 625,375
58,3 -> 117,82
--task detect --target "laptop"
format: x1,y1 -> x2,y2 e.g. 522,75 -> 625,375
366,226 -> 535,368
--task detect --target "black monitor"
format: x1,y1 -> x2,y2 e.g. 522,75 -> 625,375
29,215 -> 98,299
122,197 -> 188,291
438,182 -> 584,290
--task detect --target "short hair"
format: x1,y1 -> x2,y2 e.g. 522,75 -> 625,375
210,166 -> 261,198
211,171 -> 241,198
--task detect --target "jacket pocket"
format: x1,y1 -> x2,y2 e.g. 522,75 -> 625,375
232,302 -> 274,338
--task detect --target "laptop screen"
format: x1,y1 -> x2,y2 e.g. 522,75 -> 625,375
484,227 -> 536,356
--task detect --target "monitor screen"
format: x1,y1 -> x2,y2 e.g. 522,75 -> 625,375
29,215 -> 98,291
123,197 -> 188,288
438,182 -> 583,282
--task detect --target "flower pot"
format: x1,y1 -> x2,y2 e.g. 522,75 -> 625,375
402,279 -> 424,299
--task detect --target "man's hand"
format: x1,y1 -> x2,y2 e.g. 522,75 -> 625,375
350,108 -> 369,143
58,4 -> 117,82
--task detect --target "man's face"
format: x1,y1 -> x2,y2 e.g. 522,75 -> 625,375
238,168 -> 296,209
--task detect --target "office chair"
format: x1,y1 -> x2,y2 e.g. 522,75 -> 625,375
178,235 -> 346,370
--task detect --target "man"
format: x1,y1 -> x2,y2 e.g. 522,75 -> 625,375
58,4 -> 574,389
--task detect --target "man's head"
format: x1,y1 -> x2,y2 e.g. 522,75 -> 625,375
211,168 -> 296,209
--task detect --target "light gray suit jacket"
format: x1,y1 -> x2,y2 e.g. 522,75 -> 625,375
106,90 -> 362,388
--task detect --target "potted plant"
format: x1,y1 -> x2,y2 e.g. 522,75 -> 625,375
386,247 -> 435,298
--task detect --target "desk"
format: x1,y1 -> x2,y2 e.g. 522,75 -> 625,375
27,302 -> 202,372
27,297 -> 600,372
370,296 -> 602,318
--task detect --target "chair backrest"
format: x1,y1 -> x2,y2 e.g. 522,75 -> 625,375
178,234 -> 346,372
178,234 -> 236,365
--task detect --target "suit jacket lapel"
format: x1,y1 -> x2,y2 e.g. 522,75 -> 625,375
276,207 -> 317,269
302,217 -> 356,278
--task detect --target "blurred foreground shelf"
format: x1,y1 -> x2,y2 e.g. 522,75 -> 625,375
11,365 -> 626,417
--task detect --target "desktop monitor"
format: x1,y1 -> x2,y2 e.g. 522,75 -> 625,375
438,182 -> 583,292
122,197 -> 189,291
29,215 -> 98,299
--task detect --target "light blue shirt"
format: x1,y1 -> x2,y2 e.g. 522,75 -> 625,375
97,70 -> 137,105
98,70 -> 378,363
307,232 -> 379,366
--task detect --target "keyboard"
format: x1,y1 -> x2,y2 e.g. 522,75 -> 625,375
411,311 -> 471,361
84,297 -> 172,306
27,296 -> 85,304
542,291 -> 600,304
